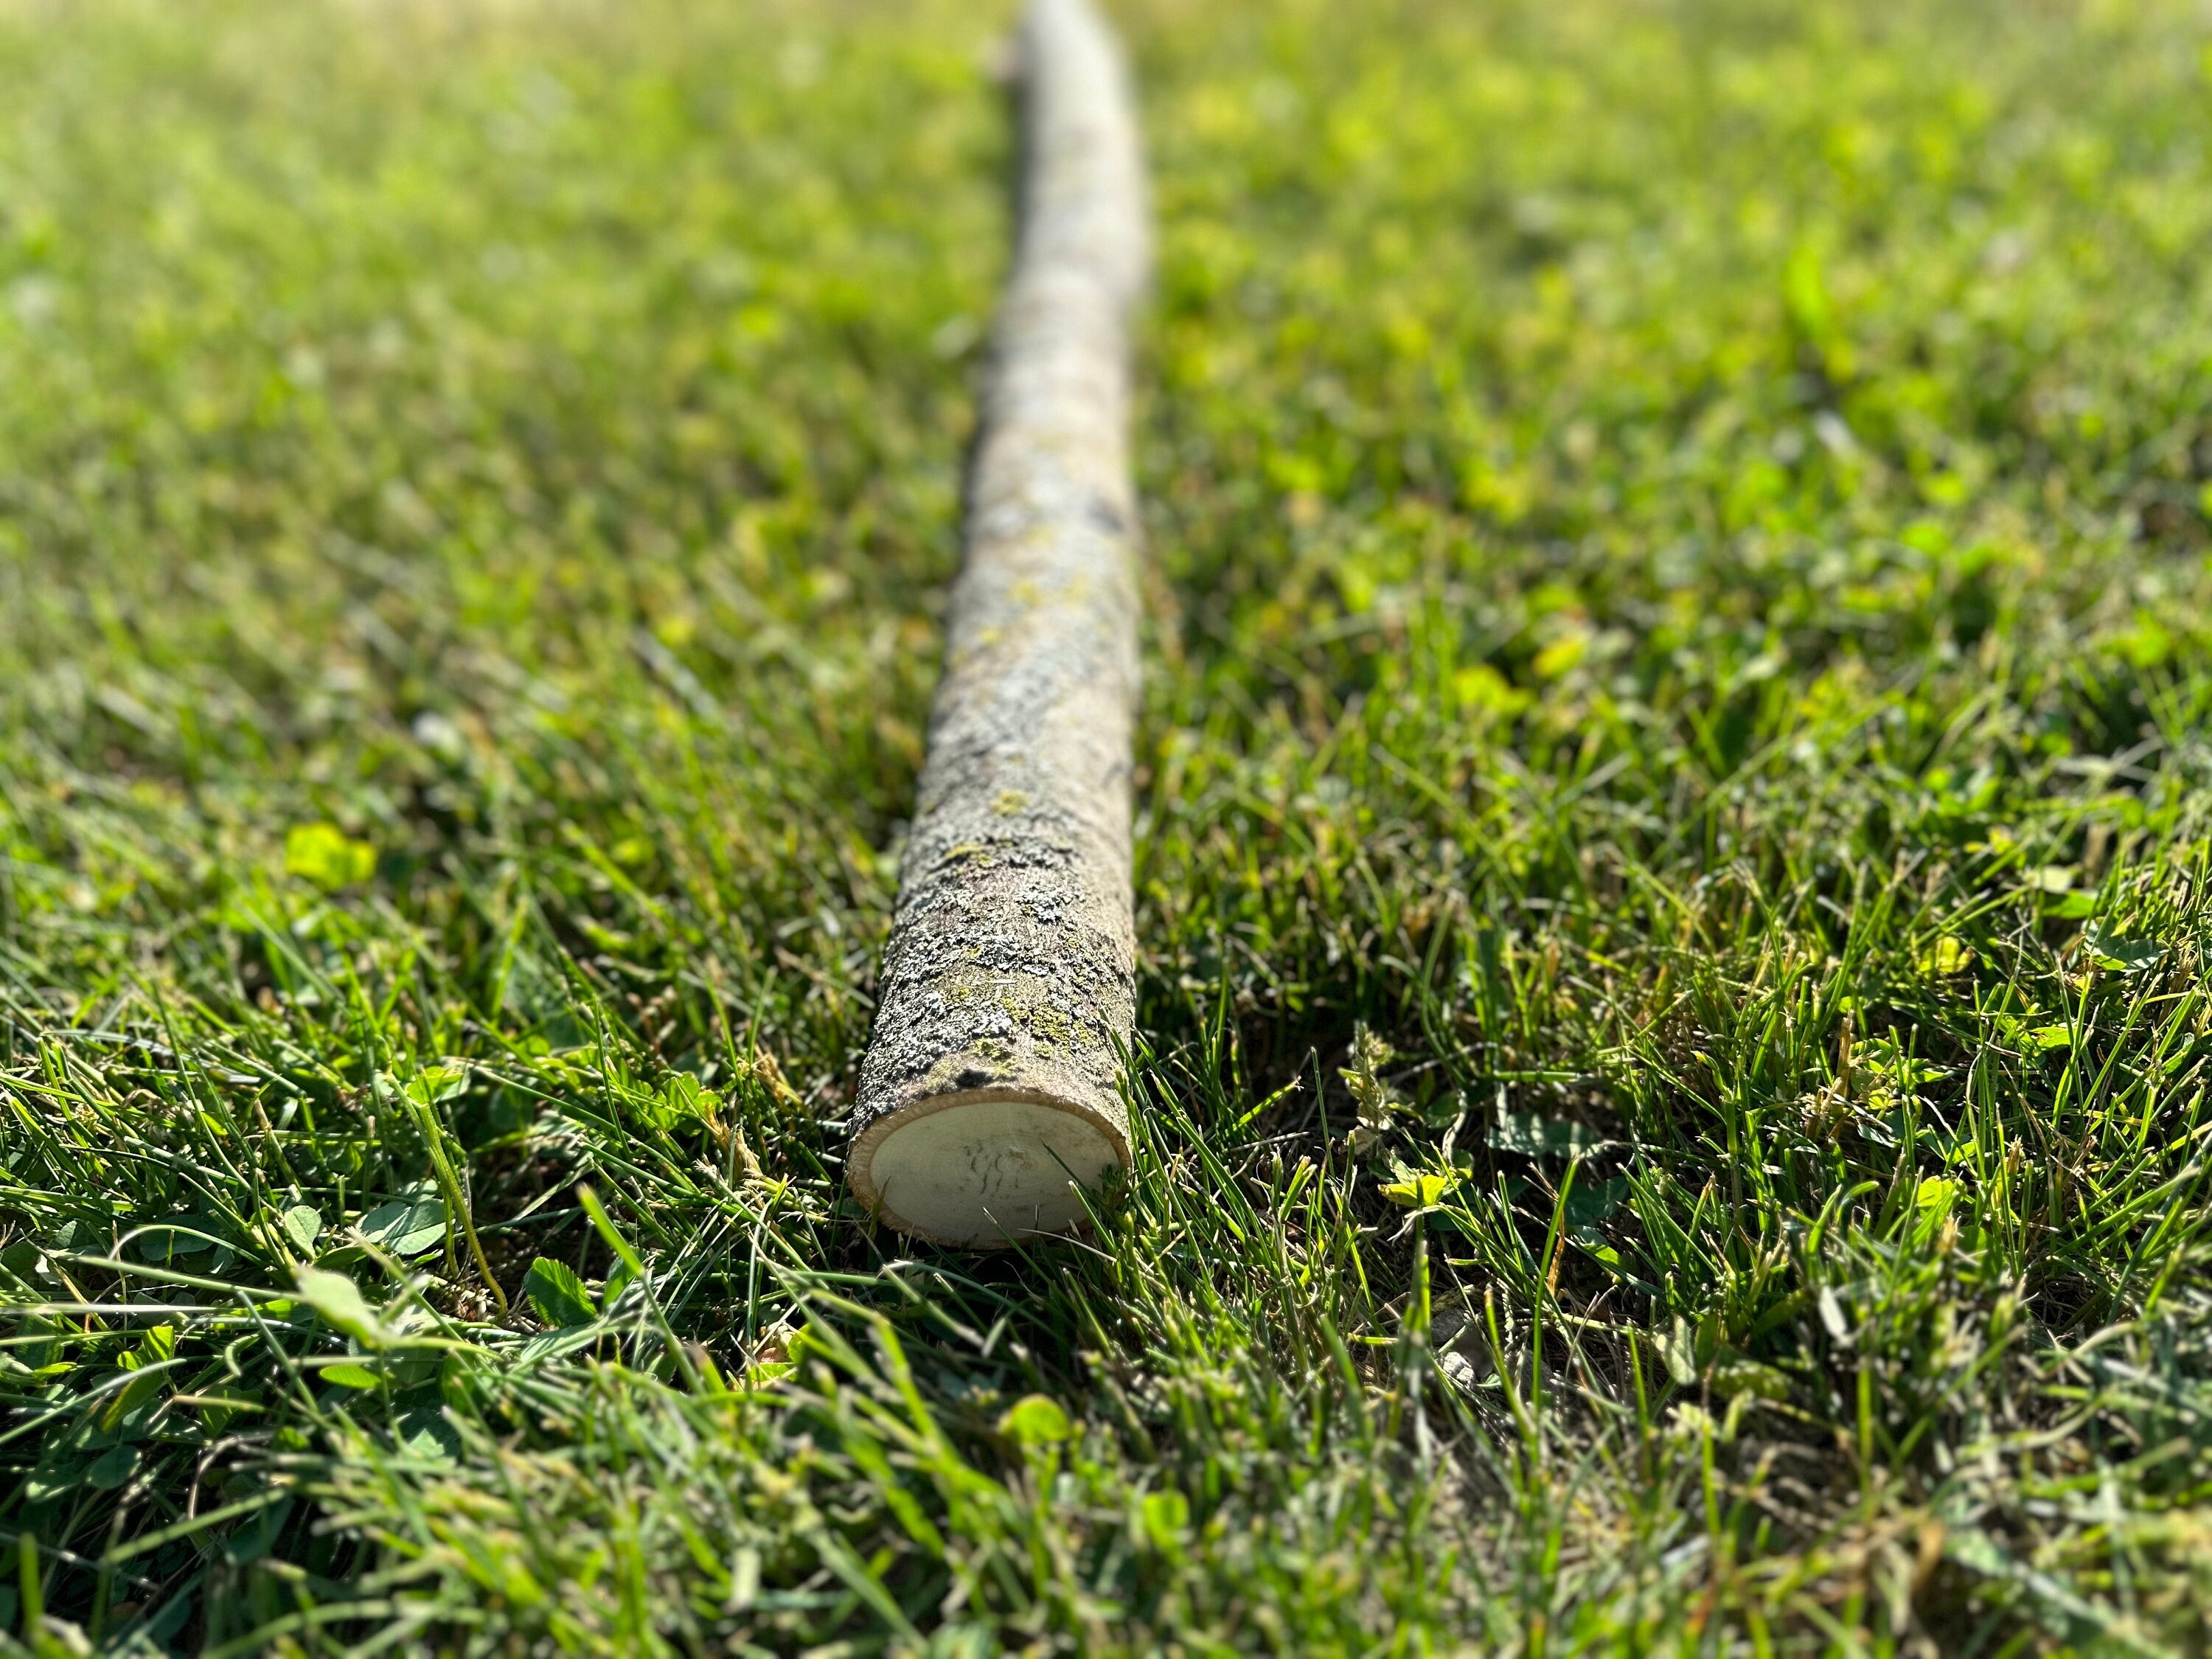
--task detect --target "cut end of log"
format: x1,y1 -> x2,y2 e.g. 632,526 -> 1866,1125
849,1089 -> 1127,1248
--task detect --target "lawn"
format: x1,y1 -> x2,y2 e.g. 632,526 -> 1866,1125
4,0 -> 2211,1651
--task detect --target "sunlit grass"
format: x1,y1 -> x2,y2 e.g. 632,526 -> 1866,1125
4,0 -> 2211,1651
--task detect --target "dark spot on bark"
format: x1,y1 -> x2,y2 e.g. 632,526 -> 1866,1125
955,1068 -> 995,1090
1087,496 -> 1127,536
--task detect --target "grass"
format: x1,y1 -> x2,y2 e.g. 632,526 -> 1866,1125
4,0 -> 2212,1650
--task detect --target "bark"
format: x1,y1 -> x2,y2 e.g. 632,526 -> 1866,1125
849,0 -> 1147,1247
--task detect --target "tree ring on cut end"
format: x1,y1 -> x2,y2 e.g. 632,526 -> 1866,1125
850,1090 -> 1127,1247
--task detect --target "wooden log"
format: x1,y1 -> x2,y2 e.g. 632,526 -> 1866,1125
849,0 -> 1147,1247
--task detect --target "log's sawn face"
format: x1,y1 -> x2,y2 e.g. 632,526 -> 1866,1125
849,0 -> 1145,1248
856,1091 -> 1127,1245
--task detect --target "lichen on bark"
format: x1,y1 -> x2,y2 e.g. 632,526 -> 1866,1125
849,0 -> 1147,1244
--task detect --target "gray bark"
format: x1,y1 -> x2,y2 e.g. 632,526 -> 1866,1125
849,0 -> 1147,1246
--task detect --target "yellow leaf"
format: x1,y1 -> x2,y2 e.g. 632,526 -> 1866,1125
1380,1166 -> 1465,1209
285,822 -> 376,891
1919,936 -> 1974,975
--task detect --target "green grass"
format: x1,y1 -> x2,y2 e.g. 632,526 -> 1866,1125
4,0 -> 2212,1650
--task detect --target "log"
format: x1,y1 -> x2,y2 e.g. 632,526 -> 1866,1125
849,0 -> 1147,1247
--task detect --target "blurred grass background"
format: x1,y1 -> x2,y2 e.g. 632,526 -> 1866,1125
4,0 -> 2212,1651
